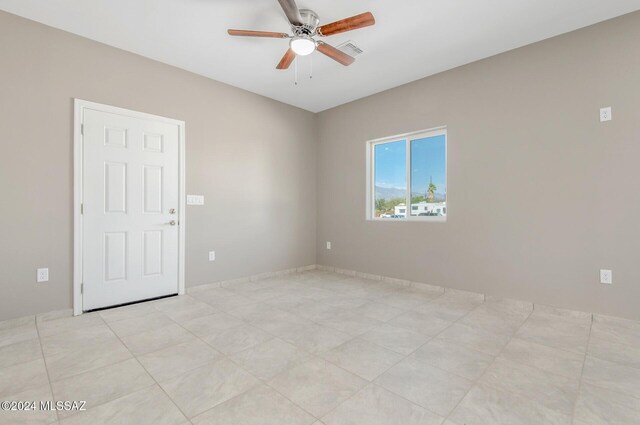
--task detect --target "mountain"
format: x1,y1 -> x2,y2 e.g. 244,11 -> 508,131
375,186 -> 446,202
375,186 -> 406,200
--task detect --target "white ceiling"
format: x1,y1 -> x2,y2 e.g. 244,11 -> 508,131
1,0 -> 639,112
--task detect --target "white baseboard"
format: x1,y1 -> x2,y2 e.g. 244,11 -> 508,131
315,264 -> 600,320
8,262 -> 632,328
187,264 -> 317,294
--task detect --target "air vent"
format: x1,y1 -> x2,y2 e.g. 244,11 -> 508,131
336,41 -> 364,57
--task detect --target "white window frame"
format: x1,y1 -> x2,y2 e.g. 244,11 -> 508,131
366,126 -> 447,222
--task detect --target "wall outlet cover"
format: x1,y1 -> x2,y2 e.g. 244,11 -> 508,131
37,268 -> 49,283
600,269 -> 612,285
600,107 -> 612,122
326,241 -> 332,250
209,251 -> 216,261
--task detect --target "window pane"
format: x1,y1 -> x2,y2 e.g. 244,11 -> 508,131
410,135 -> 446,217
374,140 -> 406,219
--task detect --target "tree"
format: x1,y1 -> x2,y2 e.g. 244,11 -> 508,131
375,198 -> 386,214
411,195 -> 427,204
375,197 -> 405,216
427,182 -> 437,202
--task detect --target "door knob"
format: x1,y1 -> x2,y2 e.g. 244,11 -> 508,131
167,220 -> 176,226
169,209 -> 176,214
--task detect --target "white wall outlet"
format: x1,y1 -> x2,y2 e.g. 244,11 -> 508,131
36,268 -> 49,283
600,107 -> 612,122
209,251 -> 216,261
600,269 -> 612,285
326,241 -> 332,250
187,195 -> 205,205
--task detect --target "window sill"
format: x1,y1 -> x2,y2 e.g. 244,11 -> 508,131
367,217 -> 447,223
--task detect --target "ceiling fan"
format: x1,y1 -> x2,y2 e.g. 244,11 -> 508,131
227,0 -> 375,69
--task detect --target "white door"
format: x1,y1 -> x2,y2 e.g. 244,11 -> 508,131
82,108 -> 181,310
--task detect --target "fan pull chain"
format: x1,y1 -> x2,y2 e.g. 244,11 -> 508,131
294,57 -> 298,86
310,55 -> 313,79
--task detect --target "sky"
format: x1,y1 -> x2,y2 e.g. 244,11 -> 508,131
374,135 -> 446,197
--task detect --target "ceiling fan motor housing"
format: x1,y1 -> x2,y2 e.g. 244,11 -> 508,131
293,9 -> 320,36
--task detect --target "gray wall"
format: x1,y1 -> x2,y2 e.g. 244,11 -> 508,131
0,11 -> 317,321
317,11 -> 640,320
2,9 -> 639,322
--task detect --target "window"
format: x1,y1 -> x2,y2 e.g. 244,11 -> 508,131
367,128 -> 447,221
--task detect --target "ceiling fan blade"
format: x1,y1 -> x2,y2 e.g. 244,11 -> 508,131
228,29 -> 289,38
277,0 -> 303,26
318,12 -> 375,36
276,48 -> 296,69
316,42 -> 355,66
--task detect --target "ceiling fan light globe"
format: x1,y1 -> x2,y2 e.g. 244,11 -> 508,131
290,37 -> 316,56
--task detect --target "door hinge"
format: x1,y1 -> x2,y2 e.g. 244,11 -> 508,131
80,283 -> 84,294
80,124 -> 84,135
80,203 -> 84,215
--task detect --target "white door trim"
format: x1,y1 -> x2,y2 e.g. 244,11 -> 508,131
73,99 -> 186,316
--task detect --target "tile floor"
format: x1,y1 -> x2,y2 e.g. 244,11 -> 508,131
1,270 -> 639,425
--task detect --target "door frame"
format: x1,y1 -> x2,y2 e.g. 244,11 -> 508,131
73,99 -> 186,316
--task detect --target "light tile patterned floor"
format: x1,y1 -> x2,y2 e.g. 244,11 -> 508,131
1,270 -> 639,425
